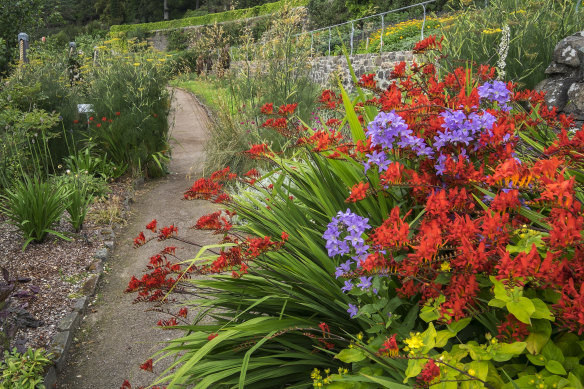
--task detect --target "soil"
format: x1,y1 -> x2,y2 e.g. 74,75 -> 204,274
55,88 -> 219,388
0,177 -> 133,353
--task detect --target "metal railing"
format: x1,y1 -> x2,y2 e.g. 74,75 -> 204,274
300,0 -> 437,56
229,0 -> 437,61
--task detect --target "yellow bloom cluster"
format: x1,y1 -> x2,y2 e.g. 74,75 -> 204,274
369,15 -> 455,44
482,28 -> 502,34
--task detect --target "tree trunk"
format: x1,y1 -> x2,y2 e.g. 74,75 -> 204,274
163,0 -> 169,20
195,0 -> 200,9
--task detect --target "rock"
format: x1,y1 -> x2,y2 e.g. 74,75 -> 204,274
564,82 -> 584,120
49,330 -> 72,370
57,312 -> 80,332
43,365 -> 57,389
80,274 -> 99,296
72,297 -> 87,313
553,33 -> 584,68
536,76 -> 577,111
104,241 -> 114,251
93,248 -> 108,262
86,259 -> 102,273
545,61 -> 578,76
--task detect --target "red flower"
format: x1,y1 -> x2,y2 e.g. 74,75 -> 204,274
102,116 -> 107,121
115,111 -> 121,116
73,119 -> 79,124
162,246 -> 176,255
277,103 -> 298,116
418,359 -> 440,384
346,182 -> 369,203
379,334 -> 399,357
120,380 -> 132,389
281,231 -> 289,241
157,318 -> 177,327
208,333 -> 218,341
325,118 -> 342,127
158,225 -> 178,240
146,219 -> 157,232
178,307 -> 188,317
140,359 -> 153,372
96,123 -> 101,128
260,102 -> 274,114
413,35 -> 443,53
244,143 -> 274,159
133,231 -> 146,247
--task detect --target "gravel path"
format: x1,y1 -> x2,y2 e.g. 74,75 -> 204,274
57,88 -> 218,388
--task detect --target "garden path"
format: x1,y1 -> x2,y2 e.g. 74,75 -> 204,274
57,88 -> 218,388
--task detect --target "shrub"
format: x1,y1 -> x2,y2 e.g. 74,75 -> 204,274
442,0 -> 584,89
64,175 -> 93,232
128,39 -> 584,388
0,175 -> 71,249
0,348 -> 52,389
109,0 -> 308,34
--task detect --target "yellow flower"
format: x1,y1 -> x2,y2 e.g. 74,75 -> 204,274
158,58 -> 166,62
404,332 -> 424,353
482,28 -> 502,34
133,62 -> 141,66
440,262 -> 451,272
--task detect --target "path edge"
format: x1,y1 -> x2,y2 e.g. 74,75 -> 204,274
43,177 -> 144,388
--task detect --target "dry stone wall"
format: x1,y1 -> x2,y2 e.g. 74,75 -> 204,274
231,51 -> 415,92
309,51 -> 414,91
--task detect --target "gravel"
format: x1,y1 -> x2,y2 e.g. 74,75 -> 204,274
0,177 -> 133,352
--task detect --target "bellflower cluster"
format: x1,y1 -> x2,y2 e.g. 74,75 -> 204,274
323,209 -> 370,258
478,80 -> 511,111
365,111 -> 432,171
435,110 -> 496,151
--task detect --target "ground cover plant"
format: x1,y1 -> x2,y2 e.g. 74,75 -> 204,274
125,36 -> 584,388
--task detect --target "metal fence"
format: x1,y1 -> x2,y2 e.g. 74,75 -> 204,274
300,0 -> 438,56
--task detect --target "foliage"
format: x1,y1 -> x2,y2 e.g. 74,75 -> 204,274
63,143 -> 125,181
59,173 -> 94,232
0,175 -> 71,249
109,0 -> 307,34
81,39 -> 172,175
126,37 -> 584,388
306,0 -> 447,29
0,105 -> 61,188
441,0 -> 584,89
360,15 -> 453,54
167,30 -> 189,51
0,347 -> 51,389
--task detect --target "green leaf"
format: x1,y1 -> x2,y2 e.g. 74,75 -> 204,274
542,341 -> 565,363
526,354 -> 546,366
530,298 -> 554,321
525,320 -> 551,355
545,360 -> 567,376
506,297 -> 535,324
447,318 -> 472,334
493,342 -> 527,362
420,305 -> 440,323
339,83 -> 365,142
488,298 -> 507,308
335,348 -> 366,363
568,372 -> 584,389
421,323 -> 437,354
435,330 -> 456,348
404,358 -> 425,383
490,276 -> 511,303
361,374 -> 411,388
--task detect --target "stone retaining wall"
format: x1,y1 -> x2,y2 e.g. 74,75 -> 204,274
231,51 -> 415,92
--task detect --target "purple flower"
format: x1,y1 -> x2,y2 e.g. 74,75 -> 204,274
335,260 -> 353,278
347,303 -> 359,318
323,209 -> 370,258
478,80 -> 511,109
365,150 -> 391,172
357,276 -> 372,290
366,111 -> 409,149
341,280 -> 354,293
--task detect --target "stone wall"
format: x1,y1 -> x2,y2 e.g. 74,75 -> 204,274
230,51 -> 415,92
309,51 -> 414,91
536,31 -> 584,127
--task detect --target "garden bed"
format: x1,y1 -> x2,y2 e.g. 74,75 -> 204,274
0,176 -> 134,352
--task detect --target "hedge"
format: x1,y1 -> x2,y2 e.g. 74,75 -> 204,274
110,0 -> 308,33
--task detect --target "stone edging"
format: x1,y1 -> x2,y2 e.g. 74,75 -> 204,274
43,177 -> 143,388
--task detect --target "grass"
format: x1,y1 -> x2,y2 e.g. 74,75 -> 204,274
171,75 -> 236,115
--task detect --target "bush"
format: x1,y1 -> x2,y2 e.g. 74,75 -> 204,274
0,175 -> 71,249
442,0 -> 584,89
109,0 -> 308,34
0,348 -> 52,389
128,41 -> 584,388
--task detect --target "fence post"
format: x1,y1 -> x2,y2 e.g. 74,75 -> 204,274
350,22 -> 354,56
328,28 -> 331,56
421,4 -> 427,40
380,14 -> 384,53
18,33 -> 29,64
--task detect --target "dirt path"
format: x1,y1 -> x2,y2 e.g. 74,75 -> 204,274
57,88 -> 217,388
